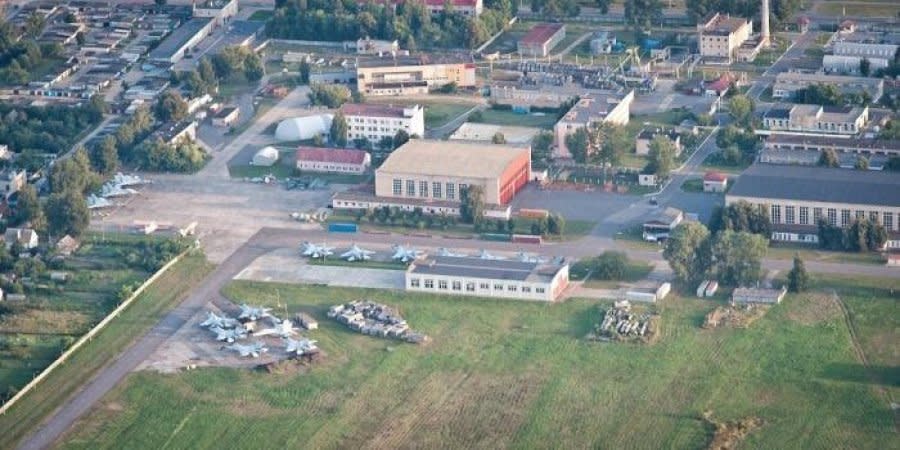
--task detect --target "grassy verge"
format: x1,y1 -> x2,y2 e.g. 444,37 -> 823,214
700,153 -> 750,174
614,225 -> 663,251
680,178 -> 704,193
425,104 -> 473,129
0,255 -> 214,449
60,278 -> 898,449
766,243 -> 886,266
307,258 -> 407,271
228,163 -> 296,179
570,259 -> 654,289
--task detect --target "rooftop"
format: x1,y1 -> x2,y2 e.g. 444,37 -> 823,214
701,13 -> 749,36
774,72 -> 884,86
558,91 -> 632,124
339,103 -> 420,119
148,17 -> 211,60
728,163 -> 900,207
378,140 -> 530,179
409,256 -> 565,283
357,53 -> 473,69
296,147 -> 369,165
520,23 -> 565,46
765,133 -> 900,152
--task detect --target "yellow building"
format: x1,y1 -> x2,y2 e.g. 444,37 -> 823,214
356,55 -> 476,96
698,13 -> 752,63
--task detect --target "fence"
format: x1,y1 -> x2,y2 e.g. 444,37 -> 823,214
0,251 -> 189,416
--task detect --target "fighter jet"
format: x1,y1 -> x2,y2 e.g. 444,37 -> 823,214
87,194 -> 113,210
226,342 -> 268,358
516,252 -> 546,263
283,337 -> 319,357
300,241 -> 334,258
99,182 -> 138,198
199,311 -> 240,329
340,244 -> 374,261
238,304 -> 273,321
478,249 -> 507,260
112,172 -> 149,187
391,245 -> 423,263
436,247 -> 466,257
210,326 -> 247,343
253,319 -> 298,338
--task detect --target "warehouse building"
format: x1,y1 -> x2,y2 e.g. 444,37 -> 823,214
762,104 -> 869,136
726,164 -> 900,247
772,72 -> 884,102
192,0 -> 238,26
824,33 -> 898,75
761,133 -> 900,168
518,23 -> 566,58
296,147 -> 371,174
697,13 -> 753,63
332,140 -> 530,219
148,18 -> 214,64
356,54 -> 476,96
339,103 -> 425,143
406,256 -> 570,302
554,90 -> 634,158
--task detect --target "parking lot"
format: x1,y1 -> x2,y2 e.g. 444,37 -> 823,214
235,248 -> 406,289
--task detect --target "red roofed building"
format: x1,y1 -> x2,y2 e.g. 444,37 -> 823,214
703,74 -> 733,97
357,0 -> 483,17
518,23 -> 566,57
703,171 -> 728,192
296,147 -> 371,174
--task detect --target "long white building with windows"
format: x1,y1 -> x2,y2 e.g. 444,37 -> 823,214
726,164 -> 900,248
405,256 -> 570,302
339,103 -> 425,143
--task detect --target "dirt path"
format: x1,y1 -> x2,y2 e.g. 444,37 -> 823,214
829,289 -> 898,431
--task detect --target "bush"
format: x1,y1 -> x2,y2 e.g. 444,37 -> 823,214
592,251 -> 628,280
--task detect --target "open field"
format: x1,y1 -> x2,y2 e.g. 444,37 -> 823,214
472,109 -> 558,129
0,255 -> 213,450
425,103 -> 473,128
766,243 -> 887,266
61,277 -> 898,449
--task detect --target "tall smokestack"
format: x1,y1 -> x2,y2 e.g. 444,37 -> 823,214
761,0 -> 771,46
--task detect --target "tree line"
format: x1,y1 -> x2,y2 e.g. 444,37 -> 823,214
267,0 -> 514,49
0,98 -> 105,161
0,15 -> 63,85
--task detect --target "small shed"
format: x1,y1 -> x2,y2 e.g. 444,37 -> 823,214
252,146 -> 280,167
703,172 -> 728,192
56,235 -> 81,257
731,287 -> 787,305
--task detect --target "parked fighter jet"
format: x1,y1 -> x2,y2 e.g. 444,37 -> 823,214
253,319 -> 298,338
199,311 -> 239,329
516,252 -> 546,263
210,326 -> 247,343
87,194 -> 113,210
436,247 -> 466,257
341,244 -> 374,261
300,241 -> 334,258
283,337 -> 319,356
392,245 -> 423,263
238,304 -> 273,321
478,249 -> 507,260
226,342 -> 268,358
112,172 -> 149,187
99,182 -> 138,198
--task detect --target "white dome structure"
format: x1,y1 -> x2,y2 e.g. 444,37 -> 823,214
275,114 -> 333,141
252,146 -> 280,167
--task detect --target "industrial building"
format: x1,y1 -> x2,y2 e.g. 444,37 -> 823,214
697,13 -> 754,63
339,103 -> 425,143
449,123 -> 542,145
275,115 -> 334,141
772,72 -> 884,102
333,140 -> 530,219
762,104 -> 869,136
148,18 -> 214,64
192,0 -> 238,26
763,133 -> 900,158
726,164 -> 900,247
518,23 -> 566,58
356,54 -> 476,96
356,38 -> 399,55
295,147 -> 371,174
824,33 -> 898,74
405,256 -> 570,302
553,90 -> 634,158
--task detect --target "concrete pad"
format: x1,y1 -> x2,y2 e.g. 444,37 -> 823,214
235,248 -> 406,289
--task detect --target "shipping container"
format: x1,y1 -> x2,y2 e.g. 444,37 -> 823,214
517,208 -> 549,219
328,222 -> 358,233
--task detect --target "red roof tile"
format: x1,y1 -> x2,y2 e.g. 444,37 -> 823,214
704,171 -> 728,182
520,23 -> 565,45
296,147 -> 369,165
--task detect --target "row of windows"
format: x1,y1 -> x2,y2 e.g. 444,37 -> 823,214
409,278 -> 546,294
392,179 -> 464,200
769,204 -> 895,230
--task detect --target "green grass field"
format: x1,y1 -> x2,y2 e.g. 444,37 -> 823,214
472,109 -> 558,129
59,276 -> 898,449
424,103 -> 473,129
0,254 -> 213,449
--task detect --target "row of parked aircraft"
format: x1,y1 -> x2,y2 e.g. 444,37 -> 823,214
198,305 -> 318,358
299,242 -> 545,264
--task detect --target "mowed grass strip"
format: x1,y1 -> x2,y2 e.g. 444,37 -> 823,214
0,255 -> 214,450
61,277 -> 898,449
